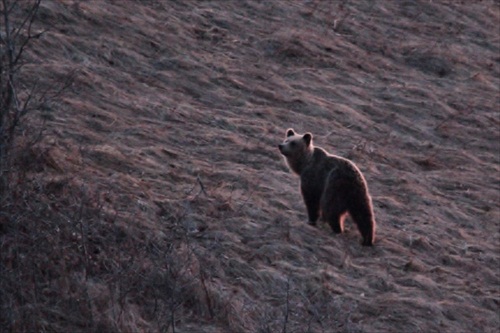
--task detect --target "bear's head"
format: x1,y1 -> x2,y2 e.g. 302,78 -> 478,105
278,128 -> 313,174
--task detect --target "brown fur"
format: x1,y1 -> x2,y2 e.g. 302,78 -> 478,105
278,129 -> 376,246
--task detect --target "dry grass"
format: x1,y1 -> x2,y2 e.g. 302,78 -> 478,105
1,0 -> 499,332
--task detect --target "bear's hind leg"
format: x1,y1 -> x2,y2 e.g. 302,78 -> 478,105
328,210 -> 348,234
321,175 -> 349,233
321,195 -> 348,234
349,207 -> 375,246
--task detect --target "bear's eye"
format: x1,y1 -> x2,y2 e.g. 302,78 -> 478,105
290,142 -> 296,147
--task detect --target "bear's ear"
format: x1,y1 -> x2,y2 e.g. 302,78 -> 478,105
303,133 -> 313,146
286,128 -> 295,137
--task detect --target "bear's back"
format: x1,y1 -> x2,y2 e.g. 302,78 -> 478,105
304,147 -> 364,183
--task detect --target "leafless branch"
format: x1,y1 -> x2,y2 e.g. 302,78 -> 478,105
0,0 -> 74,199
282,277 -> 291,333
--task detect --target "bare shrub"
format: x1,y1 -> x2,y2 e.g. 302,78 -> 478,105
0,0 -> 73,197
0,0 -> 42,194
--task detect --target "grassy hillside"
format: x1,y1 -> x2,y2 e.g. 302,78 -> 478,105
1,0 -> 499,332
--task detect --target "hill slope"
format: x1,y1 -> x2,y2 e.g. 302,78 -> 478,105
1,0 -> 499,332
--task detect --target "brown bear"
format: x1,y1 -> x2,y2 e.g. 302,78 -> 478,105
278,128 -> 376,246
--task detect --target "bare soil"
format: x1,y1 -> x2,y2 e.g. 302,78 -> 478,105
1,0 -> 499,332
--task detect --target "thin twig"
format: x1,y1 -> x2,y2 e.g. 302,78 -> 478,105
196,175 -> 208,197
282,277 -> 291,333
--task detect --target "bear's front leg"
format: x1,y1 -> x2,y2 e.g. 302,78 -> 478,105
301,187 -> 321,226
